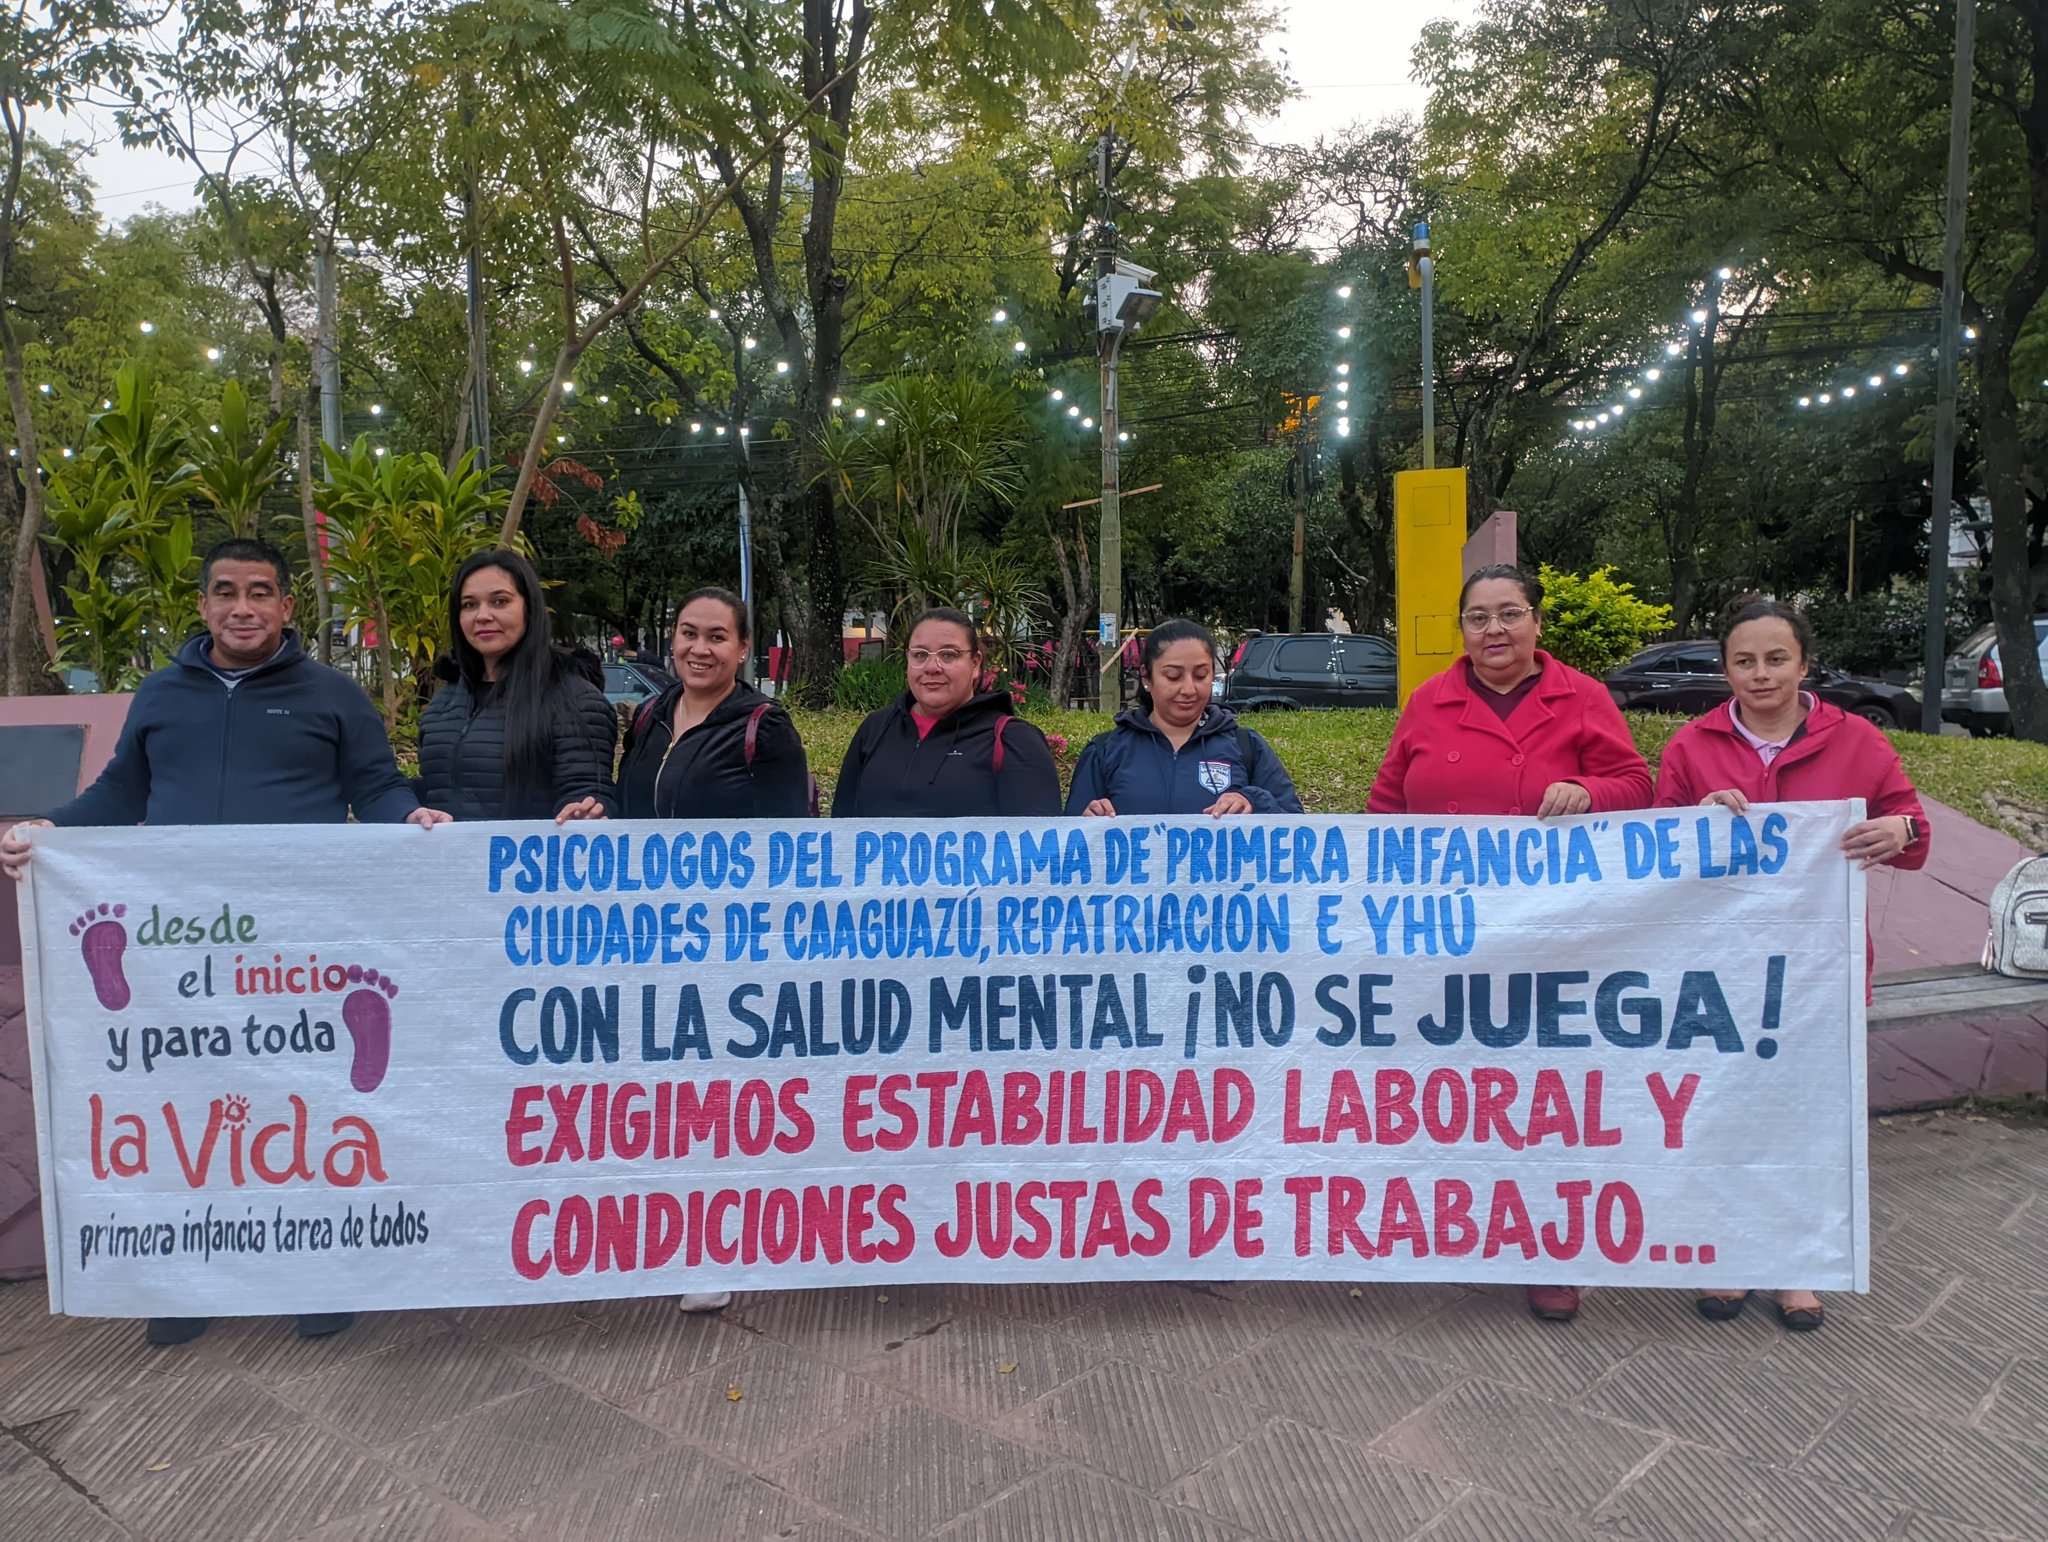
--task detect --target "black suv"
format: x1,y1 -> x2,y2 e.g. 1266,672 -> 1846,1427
1222,633 -> 1398,710
1604,640 -> 1916,726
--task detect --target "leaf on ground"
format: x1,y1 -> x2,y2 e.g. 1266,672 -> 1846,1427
997,1361 -> 1018,1374
726,1384 -> 743,1402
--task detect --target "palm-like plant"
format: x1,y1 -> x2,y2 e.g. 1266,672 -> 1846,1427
319,441 -> 509,729
192,379 -> 291,538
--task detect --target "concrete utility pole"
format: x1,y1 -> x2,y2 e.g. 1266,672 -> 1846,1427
466,190 -> 491,473
1095,128 -> 1123,719
313,240 -> 342,473
1922,0 -> 1975,735
1289,428 -> 1309,632
1415,222 -> 1436,470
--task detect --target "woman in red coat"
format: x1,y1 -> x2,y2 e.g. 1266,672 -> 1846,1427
1369,565 -> 1652,1324
1655,597 -> 1928,1333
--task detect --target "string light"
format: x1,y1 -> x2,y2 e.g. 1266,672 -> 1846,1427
1050,389 -> 1064,401
205,347 -> 221,361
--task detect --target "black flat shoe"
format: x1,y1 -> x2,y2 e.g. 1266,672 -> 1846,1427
1775,1299 -> 1824,1332
1695,1291 -> 1751,1321
296,1312 -> 356,1339
145,1316 -> 213,1347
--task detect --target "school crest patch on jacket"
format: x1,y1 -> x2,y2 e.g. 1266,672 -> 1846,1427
1198,759 -> 1233,793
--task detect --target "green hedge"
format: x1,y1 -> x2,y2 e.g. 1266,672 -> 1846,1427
784,705 -> 2048,841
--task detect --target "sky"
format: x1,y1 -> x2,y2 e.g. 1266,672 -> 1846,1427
33,2 -> 1479,224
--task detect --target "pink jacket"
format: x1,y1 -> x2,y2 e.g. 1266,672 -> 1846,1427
1368,652 -> 1652,816
1653,697 -> 1929,865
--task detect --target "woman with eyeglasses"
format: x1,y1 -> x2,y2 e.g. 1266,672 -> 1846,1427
1368,563 -> 1651,1325
832,607 -> 1061,818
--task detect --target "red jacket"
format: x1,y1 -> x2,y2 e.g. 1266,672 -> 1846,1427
1653,697 -> 1929,868
1368,652 -> 1652,815
1656,697 -> 1929,999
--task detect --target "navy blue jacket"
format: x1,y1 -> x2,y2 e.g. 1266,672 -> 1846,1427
46,631 -> 420,828
1065,706 -> 1303,815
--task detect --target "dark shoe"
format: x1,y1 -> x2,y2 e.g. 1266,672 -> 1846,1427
1696,1290 -> 1752,1322
1774,1296 -> 1824,1333
145,1316 -> 213,1347
296,1312 -> 357,1339
1526,1285 -> 1581,1322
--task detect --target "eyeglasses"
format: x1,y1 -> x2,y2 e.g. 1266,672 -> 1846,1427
907,648 -> 971,667
1459,606 -> 1534,632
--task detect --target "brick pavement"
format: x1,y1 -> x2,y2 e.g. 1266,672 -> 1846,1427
0,1111 -> 2041,1541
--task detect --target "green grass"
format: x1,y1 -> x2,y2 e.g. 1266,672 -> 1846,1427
782,706 -> 2048,839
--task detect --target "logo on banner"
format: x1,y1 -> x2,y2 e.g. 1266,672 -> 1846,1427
1197,760 -> 1233,794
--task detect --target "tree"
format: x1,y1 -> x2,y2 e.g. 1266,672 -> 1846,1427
1731,0 -> 2048,739
1,0 -> 140,693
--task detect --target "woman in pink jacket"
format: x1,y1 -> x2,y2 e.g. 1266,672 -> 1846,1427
1369,565 -> 1652,1324
1655,597 -> 1928,1333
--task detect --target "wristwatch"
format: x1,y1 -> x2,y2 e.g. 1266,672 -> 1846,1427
1900,814 -> 1919,846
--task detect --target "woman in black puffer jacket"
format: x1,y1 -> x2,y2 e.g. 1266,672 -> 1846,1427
415,550 -> 618,822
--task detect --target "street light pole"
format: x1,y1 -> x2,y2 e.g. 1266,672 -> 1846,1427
1415,222 -> 1435,471
1095,128 -> 1123,719
1923,0 -> 1975,735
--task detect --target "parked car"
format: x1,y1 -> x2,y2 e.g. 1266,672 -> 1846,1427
1941,618 -> 2048,736
1221,632 -> 1398,711
601,658 -> 677,708
1604,640 -> 1917,726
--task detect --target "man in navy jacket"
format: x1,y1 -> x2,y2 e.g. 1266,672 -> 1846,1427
2,537 -> 449,1348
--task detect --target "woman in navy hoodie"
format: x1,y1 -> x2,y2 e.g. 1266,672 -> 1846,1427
1066,619 -> 1302,817
833,608 -> 1061,818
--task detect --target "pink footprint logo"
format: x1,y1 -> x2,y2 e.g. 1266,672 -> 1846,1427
69,904 -> 130,1011
340,966 -> 399,1093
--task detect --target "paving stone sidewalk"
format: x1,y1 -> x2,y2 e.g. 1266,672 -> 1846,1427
1,1111 -> 2042,1542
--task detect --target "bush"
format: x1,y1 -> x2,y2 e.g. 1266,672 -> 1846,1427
1536,565 -> 1672,677
832,656 -> 907,712
1802,579 -> 1988,677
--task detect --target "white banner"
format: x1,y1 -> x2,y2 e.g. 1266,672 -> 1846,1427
18,805 -> 1869,1316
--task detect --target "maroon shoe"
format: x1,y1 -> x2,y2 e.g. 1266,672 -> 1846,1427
1526,1285 -> 1581,1321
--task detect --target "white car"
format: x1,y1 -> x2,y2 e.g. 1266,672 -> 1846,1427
1942,618 -> 2048,735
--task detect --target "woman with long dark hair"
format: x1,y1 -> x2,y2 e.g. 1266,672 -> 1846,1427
1067,618 -> 1301,816
615,586 -> 811,821
415,550 -> 617,823
832,608 -> 1060,818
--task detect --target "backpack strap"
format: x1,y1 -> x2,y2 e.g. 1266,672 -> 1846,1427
743,701 -> 773,766
1237,725 -> 1256,776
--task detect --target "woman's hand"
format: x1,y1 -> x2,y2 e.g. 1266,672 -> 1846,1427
1535,781 -> 1591,818
1,819 -> 51,881
1204,791 -> 1255,817
1699,789 -> 1751,814
1841,815 -> 1912,869
1081,798 -> 1118,817
406,807 -> 453,829
556,797 -> 610,824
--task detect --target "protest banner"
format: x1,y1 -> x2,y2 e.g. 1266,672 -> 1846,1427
16,804 -> 1868,1316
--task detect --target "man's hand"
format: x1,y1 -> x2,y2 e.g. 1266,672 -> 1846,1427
1536,781 -> 1592,819
1204,791 -> 1255,817
1081,798 -> 1118,817
1,820 -> 51,882
555,797 -> 609,824
406,807 -> 454,829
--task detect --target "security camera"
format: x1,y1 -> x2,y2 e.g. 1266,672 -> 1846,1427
1113,258 -> 1158,286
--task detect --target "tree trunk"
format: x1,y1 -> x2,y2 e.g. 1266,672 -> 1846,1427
297,397 -> 334,662
1980,333 -> 2048,741
2,321 -> 52,694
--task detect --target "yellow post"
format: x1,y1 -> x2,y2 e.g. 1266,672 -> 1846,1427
1394,467 -> 1467,704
